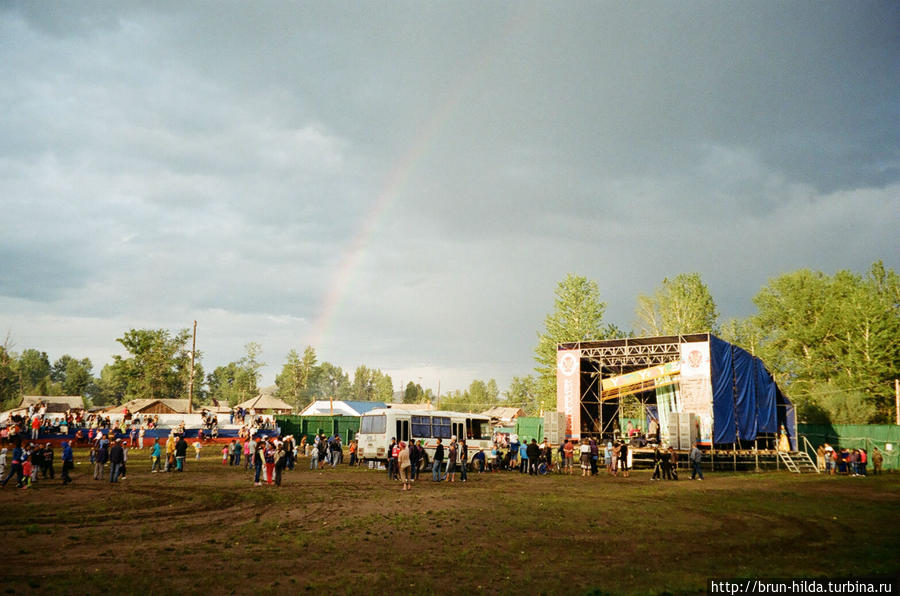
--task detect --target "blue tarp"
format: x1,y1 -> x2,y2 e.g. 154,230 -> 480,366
709,335 -> 794,447
755,361 -> 778,433
710,335 -> 736,444
733,347 -> 758,441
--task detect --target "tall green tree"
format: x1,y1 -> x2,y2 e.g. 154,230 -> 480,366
753,261 -> 900,423
94,363 -> 128,406
17,349 -> 52,394
108,328 -> 195,403
351,365 -> 379,401
534,274 -> 614,404
635,272 -> 719,336
0,344 -> 21,410
49,355 -> 95,397
207,343 -> 264,407
275,345 -> 318,407
309,362 -> 351,400
403,381 -> 421,404
373,370 -> 394,402
506,375 -> 540,415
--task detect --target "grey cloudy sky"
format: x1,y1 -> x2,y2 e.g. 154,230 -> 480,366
1,2 -> 898,393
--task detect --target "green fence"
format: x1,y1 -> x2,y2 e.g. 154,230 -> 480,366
798,423 -> 900,471
515,417 -> 544,444
275,415 -> 360,444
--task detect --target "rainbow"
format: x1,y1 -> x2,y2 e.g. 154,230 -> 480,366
307,7 -> 537,348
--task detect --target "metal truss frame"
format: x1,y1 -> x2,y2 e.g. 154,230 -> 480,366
559,334 -> 710,440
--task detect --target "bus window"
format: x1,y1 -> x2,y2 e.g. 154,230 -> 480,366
395,419 -> 409,442
411,416 -> 431,438
360,415 -> 386,434
434,417 -> 451,439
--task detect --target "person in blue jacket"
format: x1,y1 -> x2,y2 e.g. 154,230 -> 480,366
61,440 -> 74,485
0,440 -> 25,488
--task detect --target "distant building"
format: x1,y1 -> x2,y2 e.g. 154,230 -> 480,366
297,400 -> 387,417
103,399 -> 191,415
18,395 -> 85,413
235,395 -> 294,414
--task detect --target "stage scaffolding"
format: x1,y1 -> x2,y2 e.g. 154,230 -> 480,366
559,334 -> 710,440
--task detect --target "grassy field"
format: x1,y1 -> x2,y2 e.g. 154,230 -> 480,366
1,449 -> 898,595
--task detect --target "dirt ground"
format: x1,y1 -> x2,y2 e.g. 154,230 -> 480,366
1,450 -> 898,595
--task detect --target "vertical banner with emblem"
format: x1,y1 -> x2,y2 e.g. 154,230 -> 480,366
679,341 -> 713,443
556,350 -> 581,440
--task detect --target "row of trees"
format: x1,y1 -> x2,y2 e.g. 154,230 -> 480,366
530,262 -> 899,424
0,329 -> 483,412
2,260 -> 895,424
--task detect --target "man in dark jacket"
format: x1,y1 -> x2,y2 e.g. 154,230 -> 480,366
94,441 -> 109,480
31,446 -> 45,483
175,435 -> 188,472
526,439 -> 541,475
109,439 -> 125,483
432,438 -> 444,482
42,443 -> 54,479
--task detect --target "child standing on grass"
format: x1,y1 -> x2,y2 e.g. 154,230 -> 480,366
0,447 -> 7,478
22,454 -> 33,489
221,444 -> 228,464
150,439 -> 161,473
193,441 -> 202,460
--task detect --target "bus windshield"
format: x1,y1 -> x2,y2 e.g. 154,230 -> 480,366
360,415 -> 386,434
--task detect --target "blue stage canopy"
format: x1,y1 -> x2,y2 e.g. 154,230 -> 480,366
710,335 -> 796,449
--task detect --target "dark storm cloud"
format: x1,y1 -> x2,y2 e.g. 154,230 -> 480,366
1,2 -> 897,390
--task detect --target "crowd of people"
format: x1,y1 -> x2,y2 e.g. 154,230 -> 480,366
1,412 -> 891,491
0,440 -> 73,488
817,443 -> 883,476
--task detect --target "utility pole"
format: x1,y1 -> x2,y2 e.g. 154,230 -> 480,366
895,378 -> 899,425
188,320 -> 197,414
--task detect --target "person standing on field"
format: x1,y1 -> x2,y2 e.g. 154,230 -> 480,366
432,438 -> 444,482
61,440 -> 74,485
109,439 -> 125,483
689,442 -> 704,481
398,441 -> 412,491
872,447 -> 883,475
165,434 -> 176,472
253,436 -> 264,486
150,439 -> 162,472
94,439 -> 108,480
459,439 -> 468,482
445,438 -> 458,482
174,434 -> 188,472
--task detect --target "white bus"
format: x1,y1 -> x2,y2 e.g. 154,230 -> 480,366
356,408 -> 492,464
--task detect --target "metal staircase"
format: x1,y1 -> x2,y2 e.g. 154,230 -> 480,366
778,450 -> 820,474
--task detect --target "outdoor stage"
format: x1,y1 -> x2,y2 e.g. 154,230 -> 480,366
556,333 -> 798,453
